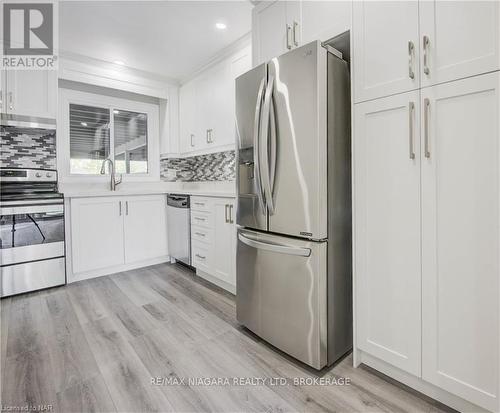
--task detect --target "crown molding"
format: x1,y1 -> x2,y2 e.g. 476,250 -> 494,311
179,32 -> 252,85
59,50 -> 180,86
58,51 -> 180,99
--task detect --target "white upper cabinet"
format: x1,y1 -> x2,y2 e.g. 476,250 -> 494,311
252,1 -> 289,66
353,1 -> 420,103
354,90 -> 422,376
421,73 -> 500,412
252,1 -> 351,66
179,81 -> 196,153
299,1 -> 351,46
419,1 -> 500,88
3,70 -> 57,119
353,1 -> 500,102
178,44 -> 251,156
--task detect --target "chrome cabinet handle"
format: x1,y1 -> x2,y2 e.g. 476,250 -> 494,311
194,217 -> 205,221
408,102 -> 415,160
126,201 -> 129,215
195,232 -> 206,237
206,129 -> 214,144
229,204 -> 234,224
424,98 -> 430,158
408,41 -> 415,80
286,24 -> 292,50
293,21 -> 299,46
224,204 -> 229,223
8,91 -> 13,110
194,202 -> 205,206
190,134 -> 195,147
119,201 -> 122,216
423,35 -> 430,75
195,254 -> 206,260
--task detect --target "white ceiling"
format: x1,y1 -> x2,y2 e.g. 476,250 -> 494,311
60,1 -> 253,81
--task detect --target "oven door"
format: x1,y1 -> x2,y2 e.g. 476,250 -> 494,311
0,203 -> 65,297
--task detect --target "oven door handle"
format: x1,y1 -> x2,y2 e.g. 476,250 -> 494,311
0,204 -> 64,215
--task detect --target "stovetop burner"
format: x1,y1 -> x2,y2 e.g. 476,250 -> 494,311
0,168 -> 62,206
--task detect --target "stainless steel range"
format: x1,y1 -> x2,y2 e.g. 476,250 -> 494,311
0,168 -> 66,297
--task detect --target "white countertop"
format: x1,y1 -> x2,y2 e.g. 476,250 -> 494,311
60,181 -> 236,198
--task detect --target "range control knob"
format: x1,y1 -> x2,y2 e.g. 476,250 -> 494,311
46,172 -> 52,178
35,172 -> 42,178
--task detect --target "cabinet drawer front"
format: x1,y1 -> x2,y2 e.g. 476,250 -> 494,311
192,240 -> 212,272
191,226 -> 213,244
191,197 -> 212,212
191,211 -> 212,228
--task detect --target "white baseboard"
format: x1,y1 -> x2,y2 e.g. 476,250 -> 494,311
196,269 -> 236,295
357,350 -> 489,413
67,255 -> 170,283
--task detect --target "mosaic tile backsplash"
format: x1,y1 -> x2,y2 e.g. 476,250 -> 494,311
1,126 -> 56,169
161,150 -> 235,182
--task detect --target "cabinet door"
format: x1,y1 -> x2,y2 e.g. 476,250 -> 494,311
421,73 -> 500,412
124,195 -> 167,264
252,1 -> 288,66
205,61 -> 230,148
6,70 -> 56,119
300,1 -> 351,45
71,197 -> 125,274
419,1 -> 499,88
194,73 -> 210,151
179,81 -> 196,153
353,1 -> 419,103
354,90 -> 421,376
213,199 -> 236,286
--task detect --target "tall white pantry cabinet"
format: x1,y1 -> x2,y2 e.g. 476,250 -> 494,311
353,2 -> 500,412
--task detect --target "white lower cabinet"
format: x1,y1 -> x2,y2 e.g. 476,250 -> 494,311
191,196 -> 236,292
354,90 -> 422,377
354,72 -> 500,412
70,195 -> 168,278
421,73 -> 500,412
123,196 -> 168,264
213,198 -> 236,285
71,197 -> 125,274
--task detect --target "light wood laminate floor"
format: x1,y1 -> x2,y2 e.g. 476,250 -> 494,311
0,263 -> 453,413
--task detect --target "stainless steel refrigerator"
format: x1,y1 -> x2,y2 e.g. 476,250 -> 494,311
235,40 -> 352,370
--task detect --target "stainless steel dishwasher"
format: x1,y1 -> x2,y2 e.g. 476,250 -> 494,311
167,194 -> 191,266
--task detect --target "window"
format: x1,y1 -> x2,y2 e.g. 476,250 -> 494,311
60,88 -> 160,181
69,104 -> 110,174
114,109 -> 148,174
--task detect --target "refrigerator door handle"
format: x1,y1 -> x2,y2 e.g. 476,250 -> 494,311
260,75 -> 275,215
254,77 -> 267,212
238,232 -> 311,257
269,94 -> 277,201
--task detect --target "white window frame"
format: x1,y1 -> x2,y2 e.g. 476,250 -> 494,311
58,88 -> 160,183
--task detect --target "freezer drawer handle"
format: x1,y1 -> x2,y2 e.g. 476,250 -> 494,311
238,233 -> 311,257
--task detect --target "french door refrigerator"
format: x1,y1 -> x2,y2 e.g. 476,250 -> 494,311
235,40 -> 352,370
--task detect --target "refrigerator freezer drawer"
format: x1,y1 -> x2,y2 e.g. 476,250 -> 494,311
236,228 -> 328,369
1,257 -> 66,297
